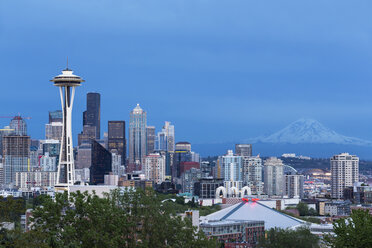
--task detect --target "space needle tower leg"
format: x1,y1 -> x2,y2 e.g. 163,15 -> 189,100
51,67 -> 85,194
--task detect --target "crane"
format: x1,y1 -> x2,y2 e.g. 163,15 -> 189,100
0,114 -> 32,135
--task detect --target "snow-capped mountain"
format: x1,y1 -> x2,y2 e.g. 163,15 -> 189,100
252,118 -> 372,146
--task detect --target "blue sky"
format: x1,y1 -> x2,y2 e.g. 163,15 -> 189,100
1,1 -> 372,144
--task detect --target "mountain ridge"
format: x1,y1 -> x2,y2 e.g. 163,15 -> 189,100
248,118 -> 372,147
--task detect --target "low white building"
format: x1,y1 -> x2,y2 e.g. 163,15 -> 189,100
15,171 -> 57,189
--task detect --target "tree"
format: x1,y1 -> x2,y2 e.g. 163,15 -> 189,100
324,209 -> 372,248
15,189 -> 217,248
296,202 -> 309,216
258,227 -> 319,248
0,196 -> 26,223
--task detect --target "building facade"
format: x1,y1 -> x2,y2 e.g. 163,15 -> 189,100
83,92 -> 101,139
220,150 -> 243,182
264,157 -> 284,196
9,116 -> 27,136
15,171 -> 57,189
144,153 -> 165,184
285,174 -> 304,198
146,126 -> 155,155
3,135 -> 30,185
235,144 -> 252,157
331,153 -> 359,199
90,140 -> 112,185
108,121 -> 126,165
194,178 -> 224,199
45,122 -> 63,141
128,104 -> 147,165
243,156 -> 263,195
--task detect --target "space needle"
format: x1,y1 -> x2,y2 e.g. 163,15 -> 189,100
51,64 -> 84,192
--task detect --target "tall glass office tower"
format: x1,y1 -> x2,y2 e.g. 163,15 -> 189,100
128,104 -> 147,165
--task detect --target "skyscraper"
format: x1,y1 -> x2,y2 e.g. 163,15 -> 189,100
83,92 -> 100,140
146,126 -> 155,155
128,104 -> 147,165
108,121 -> 126,165
235,144 -> 252,157
49,110 -> 62,123
9,116 -> 27,136
45,122 -> 63,141
331,153 -> 359,199
78,125 -> 96,146
90,139 -> 112,185
220,150 -> 243,182
173,142 -> 192,179
3,135 -> 30,184
264,157 -> 284,196
0,126 -> 14,157
163,121 -> 175,152
156,121 -> 175,152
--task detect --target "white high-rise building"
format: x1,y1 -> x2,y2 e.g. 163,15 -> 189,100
264,157 -> 284,196
40,153 -> 57,172
45,122 -> 63,141
156,121 -> 175,152
143,153 -> 165,184
219,150 -> 243,182
285,174 -> 304,198
243,156 -> 263,195
111,153 -> 122,176
331,153 -> 359,199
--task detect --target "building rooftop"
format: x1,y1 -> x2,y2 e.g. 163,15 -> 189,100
203,200 -> 305,230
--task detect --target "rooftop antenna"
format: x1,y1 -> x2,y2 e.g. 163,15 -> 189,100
66,56 -> 69,70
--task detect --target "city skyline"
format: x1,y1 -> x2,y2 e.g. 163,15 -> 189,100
2,1 -> 372,146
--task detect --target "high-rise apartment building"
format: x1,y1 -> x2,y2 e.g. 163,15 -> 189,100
9,116 -> 27,136
108,121 -> 126,165
285,174 -> 304,198
146,126 -> 155,155
220,150 -> 243,182
235,144 -> 252,157
128,104 -> 147,165
3,135 -> 30,185
243,156 -> 263,195
331,153 -> 359,199
264,157 -> 284,196
90,140 -> 112,185
144,153 -> 165,184
83,92 -> 101,139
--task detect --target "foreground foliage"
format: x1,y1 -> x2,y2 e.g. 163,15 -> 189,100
258,227 -> 319,248
1,189 -> 217,248
324,209 -> 372,248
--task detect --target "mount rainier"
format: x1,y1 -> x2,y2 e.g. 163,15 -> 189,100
251,118 -> 372,146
